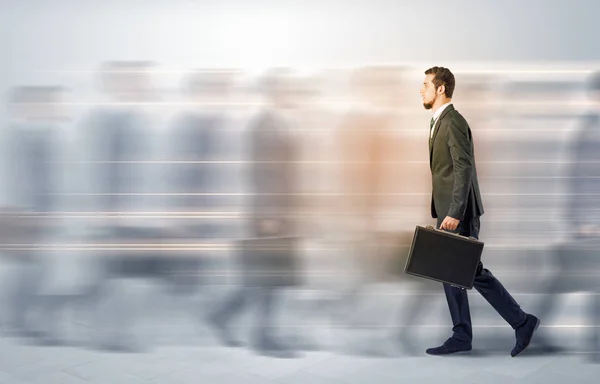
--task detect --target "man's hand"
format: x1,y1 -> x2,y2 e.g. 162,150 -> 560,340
440,216 -> 460,231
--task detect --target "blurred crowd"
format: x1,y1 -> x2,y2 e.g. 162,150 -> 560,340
0,62 -> 599,361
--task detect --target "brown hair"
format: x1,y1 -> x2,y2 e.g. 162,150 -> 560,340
425,66 -> 455,98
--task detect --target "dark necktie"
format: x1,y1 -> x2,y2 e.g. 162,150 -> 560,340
429,117 -> 435,144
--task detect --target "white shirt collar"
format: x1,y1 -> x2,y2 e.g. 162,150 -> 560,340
432,101 -> 453,122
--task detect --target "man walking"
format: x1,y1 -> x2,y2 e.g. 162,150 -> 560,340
420,66 -> 540,357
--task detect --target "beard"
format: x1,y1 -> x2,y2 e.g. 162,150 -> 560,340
423,101 -> 433,110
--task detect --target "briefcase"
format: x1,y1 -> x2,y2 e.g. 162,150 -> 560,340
404,225 -> 484,289
236,236 -> 301,288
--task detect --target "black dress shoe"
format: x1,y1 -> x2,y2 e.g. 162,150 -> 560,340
511,314 -> 540,357
426,338 -> 472,356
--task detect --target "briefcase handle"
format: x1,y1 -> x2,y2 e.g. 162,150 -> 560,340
425,225 -> 478,241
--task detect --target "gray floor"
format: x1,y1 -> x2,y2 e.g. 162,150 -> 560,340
0,282 -> 597,384
0,240 -> 597,384
0,329 -> 596,384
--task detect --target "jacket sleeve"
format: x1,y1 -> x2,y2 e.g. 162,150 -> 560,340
446,117 -> 474,220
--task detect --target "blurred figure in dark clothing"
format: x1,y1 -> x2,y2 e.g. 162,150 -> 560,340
164,69 -> 243,302
75,61 -> 163,352
533,71 -> 600,362
1,86 -> 67,341
207,68 -> 301,358
332,66 -> 425,355
165,71 -> 225,297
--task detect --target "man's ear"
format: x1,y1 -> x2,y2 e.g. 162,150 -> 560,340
437,84 -> 446,96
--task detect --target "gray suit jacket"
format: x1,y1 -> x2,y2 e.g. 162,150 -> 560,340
429,105 -> 484,221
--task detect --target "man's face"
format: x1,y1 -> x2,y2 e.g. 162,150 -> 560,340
420,73 -> 439,110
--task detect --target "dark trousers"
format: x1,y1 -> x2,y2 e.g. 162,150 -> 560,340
438,216 -> 527,343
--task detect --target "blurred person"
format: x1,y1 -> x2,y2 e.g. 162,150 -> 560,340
419,66 -> 540,357
164,71 -> 227,297
270,73 -> 345,352
286,74 -> 335,237
329,67 -> 385,346
330,66 -> 421,355
532,71 -> 600,362
73,61 -> 165,352
0,86 -> 67,342
207,68 -> 301,358
336,67 -> 397,232
163,69 -> 244,311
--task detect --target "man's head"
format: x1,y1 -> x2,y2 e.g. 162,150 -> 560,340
420,66 -> 455,110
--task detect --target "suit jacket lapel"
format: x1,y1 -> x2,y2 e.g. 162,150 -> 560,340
429,104 -> 455,166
